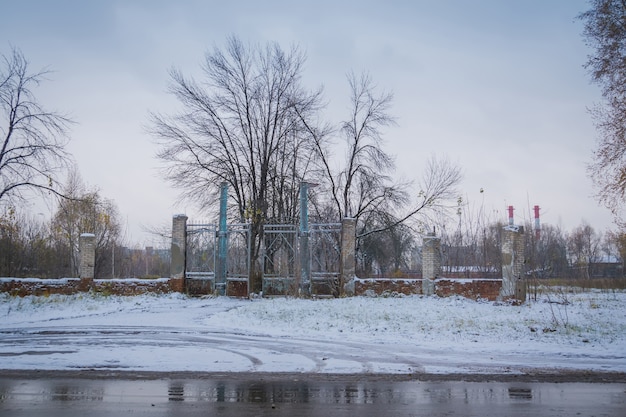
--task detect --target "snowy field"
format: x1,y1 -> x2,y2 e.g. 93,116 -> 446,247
1,289 -> 625,376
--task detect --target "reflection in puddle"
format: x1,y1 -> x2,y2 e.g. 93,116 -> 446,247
508,387 -> 533,400
50,384 -> 104,402
0,378 -> 621,410
168,383 -> 184,401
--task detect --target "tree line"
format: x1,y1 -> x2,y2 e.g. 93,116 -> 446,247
3,0 -> 626,283
437,218 -> 623,281
0,170 -> 169,279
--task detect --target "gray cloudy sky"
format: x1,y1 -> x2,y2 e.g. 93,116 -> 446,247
1,0 -> 611,245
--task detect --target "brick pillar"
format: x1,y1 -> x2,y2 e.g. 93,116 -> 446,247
79,233 -> 95,291
340,217 -> 356,296
422,232 -> 441,296
501,225 -> 526,302
170,214 -> 188,281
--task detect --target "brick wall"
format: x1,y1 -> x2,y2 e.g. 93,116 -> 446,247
354,278 -> 423,296
434,278 -> 502,300
354,277 -> 504,301
0,277 -> 184,297
2,276 -> 505,300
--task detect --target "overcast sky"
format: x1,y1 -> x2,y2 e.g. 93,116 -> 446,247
1,0 -> 611,246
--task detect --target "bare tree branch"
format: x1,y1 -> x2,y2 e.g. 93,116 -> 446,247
579,0 -> 626,225
0,47 -> 73,206
357,156 -> 462,238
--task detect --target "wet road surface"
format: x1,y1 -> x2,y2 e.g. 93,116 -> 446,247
3,324 -> 620,375
1,376 -> 624,416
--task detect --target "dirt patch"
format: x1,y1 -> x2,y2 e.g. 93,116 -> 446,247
2,369 -> 625,383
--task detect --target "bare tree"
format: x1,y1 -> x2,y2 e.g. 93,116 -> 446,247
151,37 -> 323,290
567,222 -> 602,279
357,212 -> 416,276
0,47 -> 72,205
309,72 -> 402,221
579,1 -> 626,224
533,223 -> 569,278
51,170 -> 123,277
309,72 -> 462,238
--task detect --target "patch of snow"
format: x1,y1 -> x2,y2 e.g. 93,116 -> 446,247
0,290 -> 624,375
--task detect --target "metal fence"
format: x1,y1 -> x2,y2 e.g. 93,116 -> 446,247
186,223 -> 216,281
186,221 -> 342,296
225,223 -> 252,283
262,224 -> 298,296
310,223 -> 342,296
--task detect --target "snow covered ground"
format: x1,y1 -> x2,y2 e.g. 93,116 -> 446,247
1,289 -> 625,376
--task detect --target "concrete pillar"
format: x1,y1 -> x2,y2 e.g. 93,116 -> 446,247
171,214 -> 188,280
422,232 -> 441,296
299,182 -> 312,296
340,217 -> 356,296
216,183 -> 228,296
501,225 -> 526,302
79,233 -> 96,281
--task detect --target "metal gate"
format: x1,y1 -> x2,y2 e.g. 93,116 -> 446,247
185,222 -> 216,294
310,223 -> 342,296
224,223 -> 251,296
185,222 -> 251,296
186,220 -> 341,297
262,224 -> 298,296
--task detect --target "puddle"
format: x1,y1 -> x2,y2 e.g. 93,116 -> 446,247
0,378 -> 624,407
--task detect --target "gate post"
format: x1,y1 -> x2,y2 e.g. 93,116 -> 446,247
422,232 -> 441,296
79,233 -> 96,291
501,225 -> 526,302
216,182 -> 228,296
170,215 -> 188,291
340,217 -> 356,296
299,182 -> 312,296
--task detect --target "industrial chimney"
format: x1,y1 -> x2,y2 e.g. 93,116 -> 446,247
534,205 -> 541,240
508,205 -> 514,226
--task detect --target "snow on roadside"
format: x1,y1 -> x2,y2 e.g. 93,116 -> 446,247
1,289 -> 625,373
209,291 -> 626,352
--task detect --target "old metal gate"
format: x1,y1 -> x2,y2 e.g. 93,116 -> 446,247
262,224 -> 298,296
186,220 -> 341,297
185,222 -> 251,296
185,222 -> 216,294
310,223 -> 342,296
224,223 -> 251,296
260,222 -> 341,297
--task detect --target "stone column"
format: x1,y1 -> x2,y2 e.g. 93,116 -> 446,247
500,225 -> 526,302
216,183 -> 228,296
79,233 -> 95,291
422,232 -> 441,296
340,217 -> 356,296
170,214 -> 188,281
298,182 -> 312,296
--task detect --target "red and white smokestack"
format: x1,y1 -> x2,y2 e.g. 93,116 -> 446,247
508,205 -> 514,226
534,205 -> 541,240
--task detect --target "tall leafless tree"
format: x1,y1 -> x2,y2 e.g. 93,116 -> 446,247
579,0 -> 626,225
151,37 -> 323,290
567,221 -> 602,279
51,170 -> 123,277
0,47 -> 72,206
303,72 -> 461,276
309,72 -> 462,239
310,72 -> 402,221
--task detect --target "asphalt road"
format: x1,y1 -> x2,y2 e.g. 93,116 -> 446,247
1,375 -> 625,417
